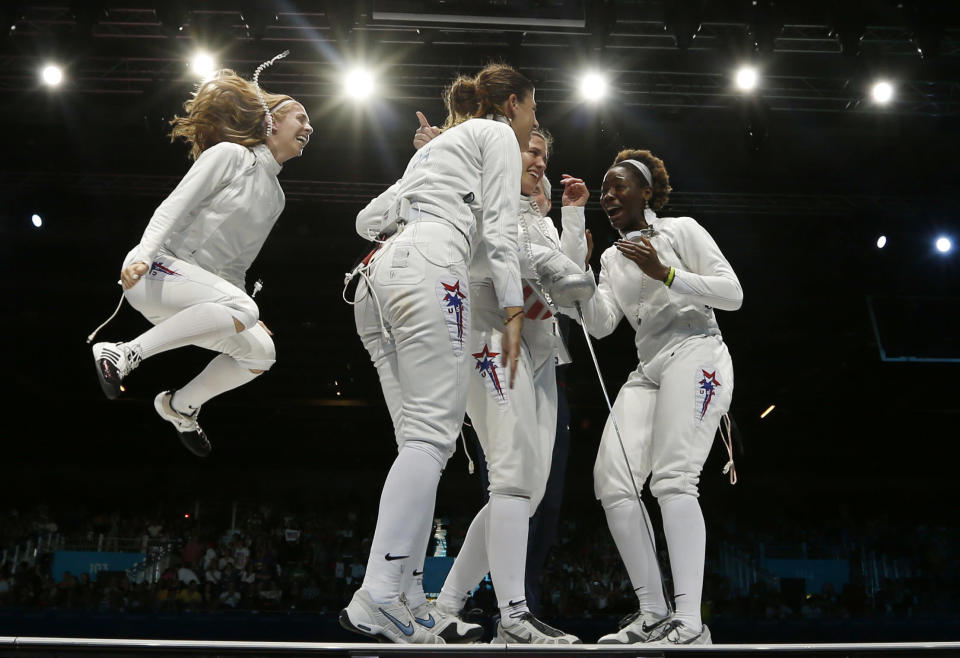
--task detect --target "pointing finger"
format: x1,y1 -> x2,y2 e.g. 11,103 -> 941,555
416,111 -> 430,129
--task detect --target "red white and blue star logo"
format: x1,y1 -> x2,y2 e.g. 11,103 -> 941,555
441,280 -> 467,344
697,369 -> 721,421
473,344 -> 505,401
149,261 -> 180,277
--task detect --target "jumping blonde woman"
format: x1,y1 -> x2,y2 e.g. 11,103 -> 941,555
91,55 -> 312,458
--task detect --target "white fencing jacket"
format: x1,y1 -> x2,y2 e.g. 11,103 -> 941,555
579,208 -> 743,366
132,142 -> 285,290
355,116 -> 523,308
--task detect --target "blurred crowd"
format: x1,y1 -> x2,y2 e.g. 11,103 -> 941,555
2,501 -> 957,623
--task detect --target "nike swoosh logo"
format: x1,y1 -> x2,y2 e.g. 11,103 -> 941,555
379,608 -> 415,636
414,613 -> 435,628
384,553 -> 409,561
641,618 -> 667,633
412,570 -> 423,576
502,627 -> 526,643
508,598 -> 526,606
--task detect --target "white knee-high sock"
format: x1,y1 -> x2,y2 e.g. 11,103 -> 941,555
487,493 -> 531,625
130,302 -> 240,360
401,510 -> 434,610
362,445 -> 442,603
436,503 -> 490,613
659,493 -> 706,630
603,498 -> 669,617
173,354 -> 259,412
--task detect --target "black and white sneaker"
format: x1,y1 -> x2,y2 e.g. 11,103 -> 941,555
649,619 -> 712,645
154,391 -> 211,457
410,600 -> 484,643
598,609 -> 670,643
495,612 -> 580,644
92,342 -> 140,399
339,589 -> 445,644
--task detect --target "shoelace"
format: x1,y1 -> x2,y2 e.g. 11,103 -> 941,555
126,344 -> 143,372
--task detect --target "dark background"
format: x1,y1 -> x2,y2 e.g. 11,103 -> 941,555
0,0 -> 958,641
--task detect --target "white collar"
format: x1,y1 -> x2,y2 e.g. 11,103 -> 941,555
253,143 -> 283,176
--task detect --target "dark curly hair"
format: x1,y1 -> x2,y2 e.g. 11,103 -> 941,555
610,149 -> 672,210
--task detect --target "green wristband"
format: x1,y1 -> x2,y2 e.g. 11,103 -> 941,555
664,266 -> 675,287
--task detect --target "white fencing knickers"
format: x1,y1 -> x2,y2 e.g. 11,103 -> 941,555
121,250 -> 275,371
594,334 -> 733,506
466,281 -> 557,511
353,220 -> 472,462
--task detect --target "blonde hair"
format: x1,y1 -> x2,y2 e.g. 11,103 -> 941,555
169,69 -> 295,160
441,63 -> 534,129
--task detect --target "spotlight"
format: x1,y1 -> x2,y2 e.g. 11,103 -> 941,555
31,213 -> 42,228
871,81 -> 894,104
41,64 -> 63,86
190,52 -> 216,79
579,72 -> 607,102
735,66 -> 757,91
935,236 -> 952,254
343,68 -> 374,100
876,235 -> 886,249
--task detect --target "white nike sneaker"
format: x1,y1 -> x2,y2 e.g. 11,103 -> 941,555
650,619 -> 712,645
339,589 -> 445,644
92,342 -> 140,399
154,391 -> 211,457
598,610 -> 671,643
410,600 -> 483,643
495,612 -> 580,644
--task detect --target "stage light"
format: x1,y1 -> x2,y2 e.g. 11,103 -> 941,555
579,72 -> 607,102
190,52 -> 216,79
31,214 -> 42,228
871,81 -> 894,104
935,236 -> 952,254
41,64 -> 63,86
876,235 -> 886,249
343,68 -> 374,100
760,404 -> 775,419
735,66 -> 757,91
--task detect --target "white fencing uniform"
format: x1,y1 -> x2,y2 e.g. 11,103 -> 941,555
577,206 -> 741,632
123,141 -> 284,370
578,208 -> 741,503
467,199 -> 587,508
433,199 -> 588,622
350,116 -> 523,607
352,116 -> 523,459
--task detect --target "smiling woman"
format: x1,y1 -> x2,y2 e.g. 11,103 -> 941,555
581,146 -> 742,647
90,57 -> 310,460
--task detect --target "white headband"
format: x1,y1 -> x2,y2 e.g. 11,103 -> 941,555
269,99 -> 298,115
619,159 -> 653,187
